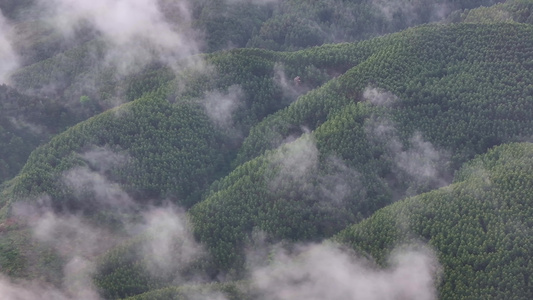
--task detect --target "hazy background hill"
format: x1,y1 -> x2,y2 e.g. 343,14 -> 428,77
0,0 -> 507,185
1,0 -> 533,299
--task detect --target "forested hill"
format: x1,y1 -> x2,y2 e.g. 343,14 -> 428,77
1,0 -> 504,54
1,0 -> 533,299
335,142 -> 533,299
0,0 -> 510,184
191,22 -> 533,275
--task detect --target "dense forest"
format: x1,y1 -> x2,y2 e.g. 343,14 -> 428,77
1,0 -> 533,299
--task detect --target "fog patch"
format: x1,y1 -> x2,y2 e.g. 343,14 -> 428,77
202,85 -> 244,131
8,116 -> 47,136
373,0 -> 453,25
396,133 -> 451,188
251,242 -> 440,300
0,275 -> 76,300
226,0 -> 280,5
364,86 -> 398,107
8,201 -> 206,299
7,203 -> 111,300
39,0 -> 201,75
58,147 -> 134,213
366,117 -> 451,197
266,133 -> 364,227
4,145 -> 209,298
0,11 -> 19,84
79,146 -> 129,173
33,213 -> 106,300
269,133 -> 319,190
139,204 -> 205,278
62,167 -> 134,212
318,156 -> 364,206
273,63 -> 309,103
20,0 -> 206,111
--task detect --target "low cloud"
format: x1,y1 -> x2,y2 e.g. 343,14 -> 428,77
4,139 -> 437,299
0,275 -> 76,300
9,201 -> 205,299
17,0 -> 206,111
251,242 -> 440,300
269,133 -> 363,203
364,86 -> 398,107
62,166 -> 134,212
226,0 -> 280,4
372,0 -> 453,26
266,133 -> 364,232
79,146 -> 129,173
5,205 -> 113,300
140,205 -> 204,278
39,0 -> 201,75
318,156 -> 364,205
273,63 -> 309,103
365,116 -> 451,197
395,133 -> 451,188
0,11 -> 19,84
3,146 -> 208,299
32,211 -> 114,259
60,147 -> 134,212
202,85 -> 244,130
8,116 -> 47,136
268,133 -> 319,190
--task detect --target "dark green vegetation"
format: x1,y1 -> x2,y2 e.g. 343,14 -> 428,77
193,0 -> 504,52
448,0 -> 533,23
4,93 -> 224,208
2,0 -> 533,299
0,84 -> 67,182
336,142 -> 533,299
191,22 -> 533,275
0,0 -> 506,185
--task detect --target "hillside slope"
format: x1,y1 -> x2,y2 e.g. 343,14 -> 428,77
191,22 -> 533,274
2,1 -> 533,299
335,142 -> 533,299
